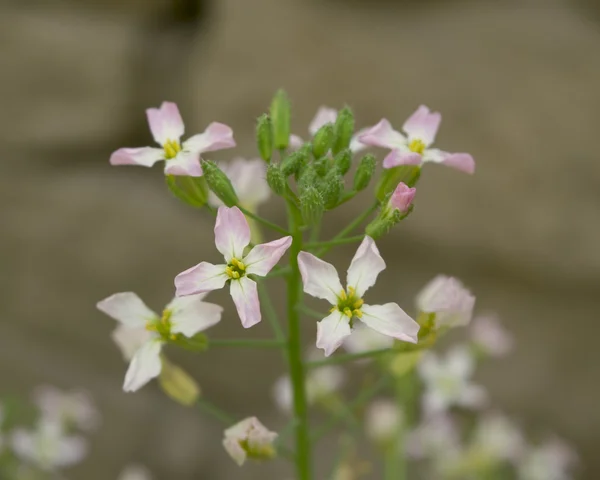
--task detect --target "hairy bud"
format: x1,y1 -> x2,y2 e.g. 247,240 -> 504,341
202,160 -> 238,207
333,148 -> 352,175
332,107 -> 355,155
270,89 -> 291,149
266,164 -> 287,195
281,148 -> 309,177
256,114 -> 273,163
300,186 -> 324,225
353,154 -> 376,191
312,123 -> 335,159
322,171 -> 344,210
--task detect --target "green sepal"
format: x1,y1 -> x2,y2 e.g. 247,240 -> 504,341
202,160 -> 239,207
353,153 -> 376,191
165,175 -> 209,208
312,123 -> 335,159
256,114 -> 273,163
332,107 -> 354,155
270,89 -> 291,150
376,165 -> 421,201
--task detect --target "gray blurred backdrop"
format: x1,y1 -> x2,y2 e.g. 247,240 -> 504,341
1,0 -> 599,478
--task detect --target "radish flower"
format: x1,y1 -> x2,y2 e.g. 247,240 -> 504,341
33,386 -> 99,433
208,158 -> 270,211
223,417 -> 278,466
417,275 -> 475,328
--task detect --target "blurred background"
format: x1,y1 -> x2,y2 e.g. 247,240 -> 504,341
1,0 -> 599,478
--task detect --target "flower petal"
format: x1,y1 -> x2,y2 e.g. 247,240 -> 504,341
349,128 -> 370,153
123,340 -> 162,392
424,149 -> 475,174
288,134 -> 305,150
223,437 -> 247,466
244,236 -> 293,276
360,303 -> 419,344
146,102 -> 184,145
212,158 -> 270,209
358,119 -> 406,150
229,277 -> 261,328
183,122 -> 236,154
308,106 -> 338,136
109,147 -> 164,167
402,105 -> 441,146
214,206 -> 251,262
297,252 -> 343,305
382,149 -> 422,169
316,310 -> 352,357
346,236 -> 386,298
163,151 -> 203,177
174,262 -> 228,296
167,294 -> 224,337
342,323 -> 394,354
111,325 -> 153,361
96,292 -> 156,327
416,275 -> 475,327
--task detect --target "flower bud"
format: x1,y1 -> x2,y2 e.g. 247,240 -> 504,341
202,160 -> 239,207
389,182 -> 416,214
165,175 -> 209,208
270,89 -> 291,150
266,164 -> 287,195
159,358 -> 200,406
376,165 -> 421,201
300,186 -> 324,225
256,114 -> 273,163
297,164 -> 318,194
332,107 -> 355,155
281,148 -> 308,177
322,171 -> 344,210
313,157 -> 330,177
223,417 -> 278,466
353,154 -> 376,191
312,123 -> 335,159
333,148 -> 352,176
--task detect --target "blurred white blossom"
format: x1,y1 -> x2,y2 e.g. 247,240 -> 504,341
518,437 -> 577,480
118,464 -> 153,480
365,399 -> 403,445
416,275 -> 475,328
472,412 -> 524,463
342,323 -> 394,357
406,414 -> 461,461
33,385 -> 100,433
223,417 -> 277,466
470,314 -> 513,357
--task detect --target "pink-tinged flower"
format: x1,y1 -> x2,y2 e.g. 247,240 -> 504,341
208,158 -> 270,211
518,437 -> 578,480
175,206 -> 292,328
359,105 -> 475,174
297,236 -> 419,357
223,417 -> 278,466
97,292 -> 222,392
418,346 -> 487,415
416,275 -> 475,328
470,314 -> 513,357
110,102 -> 235,177
33,386 -> 100,433
289,106 -> 368,153
389,182 -> 416,214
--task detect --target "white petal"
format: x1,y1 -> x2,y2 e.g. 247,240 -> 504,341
272,376 -> 293,413
123,340 -> 162,392
111,325 -> 152,361
218,158 -> 270,209
297,252 -> 343,305
146,102 -> 184,145
54,435 -> 88,468
96,292 -> 156,327
109,147 -> 164,167
244,236 -> 292,276
446,346 -> 475,378
360,303 -> 419,344
316,310 -> 351,357
223,437 -> 247,466
163,151 -> 203,177
229,277 -> 261,328
214,206 -> 251,262
183,122 -> 236,154
358,119 -> 407,150
459,384 -> 487,409
402,105 -> 441,146
168,294 -> 223,337
349,128 -> 370,153
346,236 -> 386,298
342,322 -> 394,354
175,262 -> 228,296
308,106 -> 338,136
288,134 -> 305,150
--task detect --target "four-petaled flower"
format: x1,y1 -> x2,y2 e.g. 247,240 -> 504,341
297,236 -> 419,356
359,105 -> 475,174
110,102 -> 236,177
223,417 -> 278,466
416,275 -> 475,328
175,206 -> 292,328
97,292 -> 223,392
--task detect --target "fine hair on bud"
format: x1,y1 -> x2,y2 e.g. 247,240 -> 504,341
332,107 -> 354,155
354,154 -> 376,191
312,123 -> 335,159
333,148 -> 352,176
322,170 -> 344,210
266,164 -> 287,195
256,114 -> 273,163
300,185 -> 325,225
281,149 -> 309,177
270,89 -> 291,150
202,160 -> 239,207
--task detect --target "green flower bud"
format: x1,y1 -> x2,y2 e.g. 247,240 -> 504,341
159,357 -> 201,406
256,114 -> 273,163
376,165 -> 421,201
281,149 -> 308,177
353,154 -> 376,191
297,164 -> 318,194
266,164 -> 287,195
202,160 -> 238,207
165,175 -> 209,208
270,89 -> 291,149
300,186 -> 324,225
322,171 -> 344,210
333,148 -> 352,175
312,123 -> 335,159
332,107 -> 355,155
313,156 -> 330,177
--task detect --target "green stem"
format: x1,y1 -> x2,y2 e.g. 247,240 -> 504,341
257,281 -> 286,344
264,266 -> 292,278
197,398 -> 235,425
209,338 -> 285,348
296,304 -> 325,320
238,205 -> 291,236
384,444 -> 400,480
305,235 -> 364,249
286,201 -> 312,480
305,347 -> 393,368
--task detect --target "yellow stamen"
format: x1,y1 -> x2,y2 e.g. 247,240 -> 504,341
353,309 -> 363,318
343,307 -> 353,318
163,139 -> 182,159
338,290 -> 348,301
230,258 -> 246,271
408,138 -> 426,154
353,298 -> 364,309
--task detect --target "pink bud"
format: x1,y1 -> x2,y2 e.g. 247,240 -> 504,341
389,182 -> 416,213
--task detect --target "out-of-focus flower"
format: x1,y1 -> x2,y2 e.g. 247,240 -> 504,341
470,314 -> 513,357
110,102 -> 235,177
416,275 -> 475,328
208,158 -> 270,211
10,420 -> 87,471
342,323 -> 394,356
365,399 -> 403,446
472,412 -> 524,463
118,464 -> 153,480
418,346 -> 487,415
223,417 -> 278,466
359,105 -> 475,174
298,236 -> 419,356
518,437 -> 577,480
33,386 -> 100,433
406,414 -> 461,461
97,292 -> 222,392
175,206 -> 292,328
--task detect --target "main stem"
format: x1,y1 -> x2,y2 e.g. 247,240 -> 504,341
286,204 -> 312,480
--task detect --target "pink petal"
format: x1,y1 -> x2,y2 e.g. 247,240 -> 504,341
244,236 -> 293,276
360,303 -> 419,344
346,236 -> 386,298
183,122 -> 236,154
123,339 -> 162,392
349,128 -> 370,153
358,119 -> 406,150
214,206 -> 251,262
308,106 -> 338,136
316,310 -> 352,357
146,102 -> 184,146
229,277 -> 261,328
402,105 -> 441,146
216,158 -> 270,209
109,147 -> 164,167
297,252 -> 343,305
167,295 -> 224,337
96,292 -> 156,328
174,262 -> 228,296
416,275 -> 475,327
441,152 -> 475,174
288,134 -> 305,150
389,182 -> 416,213
163,151 -> 203,177
382,149 -> 422,169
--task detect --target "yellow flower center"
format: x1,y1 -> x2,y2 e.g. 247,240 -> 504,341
146,309 -> 177,341
408,138 -> 426,154
163,139 -> 182,160
225,258 -> 246,280
333,286 -> 364,321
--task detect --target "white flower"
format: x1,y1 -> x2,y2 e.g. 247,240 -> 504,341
97,292 -> 223,392
118,464 -> 153,480
472,412 -> 524,463
10,420 -> 87,471
223,417 -> 278,466
175,206 -> 292,328
416,275 -> 475,328
470,314 -> 513,357
406,414 -> 461,461
418,346 -> 487,415
365,399 -> 403,445
208,158 -> 270,211
33,386 -> 100,433
297,236 -> 419,356
518,437 -> 577,480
